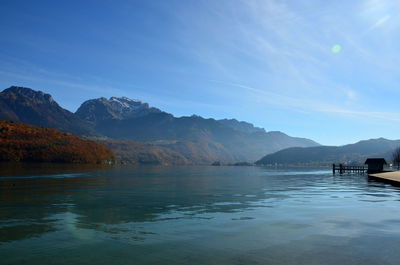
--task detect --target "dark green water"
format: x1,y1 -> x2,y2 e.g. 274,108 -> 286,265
1,165 -> 400,265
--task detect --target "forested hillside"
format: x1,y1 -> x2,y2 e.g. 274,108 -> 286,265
0,120 -> 116,164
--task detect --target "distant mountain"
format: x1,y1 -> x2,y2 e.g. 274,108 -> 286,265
0,86 -> 320,164
0,120 -> 115,163
217,119 -> 266,133
98,139 -> 190,165
0,86 -> 93,135
77,101 -> 319,162
93,138 -> 237,165
256,138 -> 400,165
76,97 -> 161,123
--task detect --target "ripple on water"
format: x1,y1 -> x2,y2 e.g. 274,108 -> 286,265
2,166 -> 400,265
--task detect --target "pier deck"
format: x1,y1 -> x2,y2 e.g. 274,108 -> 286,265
332,164 -> 366,174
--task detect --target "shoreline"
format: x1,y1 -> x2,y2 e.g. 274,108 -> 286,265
369,171 -> 400,185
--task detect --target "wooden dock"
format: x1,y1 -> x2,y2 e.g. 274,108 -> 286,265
369,171 -> 400,185
332,164 -> 367,174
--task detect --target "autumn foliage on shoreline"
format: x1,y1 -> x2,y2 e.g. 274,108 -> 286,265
0,120 -> 116,164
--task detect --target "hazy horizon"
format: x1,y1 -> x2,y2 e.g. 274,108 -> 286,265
1,0 -> 399,145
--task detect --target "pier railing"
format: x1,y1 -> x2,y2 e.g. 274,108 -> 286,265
332,164 -> 366,174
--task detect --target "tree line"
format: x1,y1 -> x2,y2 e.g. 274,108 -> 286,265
0,120 -> 116,164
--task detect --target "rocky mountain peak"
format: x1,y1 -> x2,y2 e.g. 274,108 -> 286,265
75,96 -> 161,122
110,96 -> 140,103
3,86 -> 55,105
0,86 -> 93,135
108,97 -> 148,112
218,118 -> 266,134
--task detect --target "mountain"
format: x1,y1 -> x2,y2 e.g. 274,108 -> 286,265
0,86 -> 93,135
256,138 -> 400,165
217,119 -> 266,133
98,139 -> 190,165
76,98 -> 320,162
0,120 -> 116,163
0,86 -> 320,164
75,96 -> 161,123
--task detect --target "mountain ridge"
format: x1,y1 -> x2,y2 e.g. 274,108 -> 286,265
76,96 -> 162,123
0,86 -> 320,164
256,138 -> 400,165
0,86 -> 94,136
217,118 -> 266,133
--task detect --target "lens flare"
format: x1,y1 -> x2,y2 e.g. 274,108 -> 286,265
331,44 -> 342,53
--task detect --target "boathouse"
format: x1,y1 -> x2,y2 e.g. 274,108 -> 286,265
365,158 -> 387,173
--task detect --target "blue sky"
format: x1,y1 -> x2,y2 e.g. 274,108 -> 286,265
0,0 -> 399,145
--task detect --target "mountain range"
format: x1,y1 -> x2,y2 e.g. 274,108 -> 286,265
256,138 -> 400,165
0,86 -> 319,164
0,86 -> 94,135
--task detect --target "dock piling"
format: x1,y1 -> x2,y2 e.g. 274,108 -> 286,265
332,164 -> 366,174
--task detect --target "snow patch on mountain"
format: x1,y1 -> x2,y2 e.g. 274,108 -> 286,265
76,96 -> 161,122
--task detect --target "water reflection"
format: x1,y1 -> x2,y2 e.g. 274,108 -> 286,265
1,166 -> 400,264
0,162 -> 114,178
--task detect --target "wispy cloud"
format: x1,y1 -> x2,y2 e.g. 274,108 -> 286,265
172,0 -> 400,127
211,80 -> 400,122
369,15 -> 391,30
2,0 -> 400,143
0,68 -> 125,96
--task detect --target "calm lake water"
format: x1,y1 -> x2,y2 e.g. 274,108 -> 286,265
2,165 -> 400,265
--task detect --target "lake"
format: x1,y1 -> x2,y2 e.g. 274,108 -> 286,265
1,165 -> 400,265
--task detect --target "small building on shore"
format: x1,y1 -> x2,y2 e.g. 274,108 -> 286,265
365,158 -> 387,173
